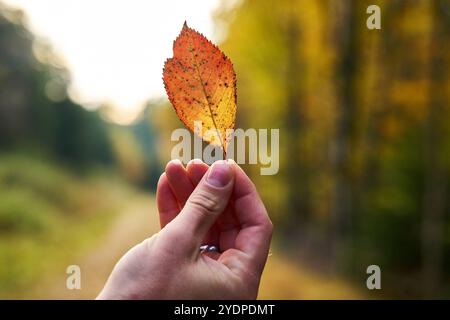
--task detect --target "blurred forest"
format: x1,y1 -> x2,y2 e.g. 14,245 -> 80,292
0,0 -> 165,295
1,0 -> 450,299
217,0 -> 450,298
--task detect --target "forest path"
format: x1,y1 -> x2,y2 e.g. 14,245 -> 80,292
31,194 -> 363,299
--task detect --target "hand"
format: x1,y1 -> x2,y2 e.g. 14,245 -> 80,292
97,159 -> 273,299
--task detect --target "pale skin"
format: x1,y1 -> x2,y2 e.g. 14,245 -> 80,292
97,159 -> 273,300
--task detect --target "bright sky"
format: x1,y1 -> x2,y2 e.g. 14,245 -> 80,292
3,0 -> 224,124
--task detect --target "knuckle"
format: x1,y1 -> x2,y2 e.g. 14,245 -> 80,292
265,219 -> 274,235
264,221 -> 273,237
189,191 -> 221,215
259,208 -> 273,235
141,235 -> 157,250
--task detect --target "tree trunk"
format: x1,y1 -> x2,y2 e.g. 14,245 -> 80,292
329,0 -> 357,270
284,13 -> 311,240
421,0 -> 449,299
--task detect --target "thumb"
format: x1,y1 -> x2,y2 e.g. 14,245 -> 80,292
167,160 -> 234,252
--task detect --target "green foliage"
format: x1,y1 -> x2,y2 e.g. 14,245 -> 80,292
0,154 -> 77,208
0,6 -> 114,168
0,188 -> 57,234
0,153 -> 130,297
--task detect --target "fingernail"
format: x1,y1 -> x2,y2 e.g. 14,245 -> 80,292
226,158 -> 236,165
168,158 -> 183,166
187,158 -> 203,166
206,160 -> 232,187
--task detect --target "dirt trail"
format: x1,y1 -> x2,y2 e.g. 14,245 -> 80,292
31,195 -> 157,299
31,194 -> 363,299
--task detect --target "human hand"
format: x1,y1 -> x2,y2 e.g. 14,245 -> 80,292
97,159 -> 273,299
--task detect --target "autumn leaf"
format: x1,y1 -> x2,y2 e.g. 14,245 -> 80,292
163,22 -> 237,154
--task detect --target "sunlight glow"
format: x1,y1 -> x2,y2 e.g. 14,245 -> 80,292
3,0 -> 222,124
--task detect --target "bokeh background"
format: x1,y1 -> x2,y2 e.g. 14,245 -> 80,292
0,0 -> 449,299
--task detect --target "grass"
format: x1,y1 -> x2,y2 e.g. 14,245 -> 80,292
259,254 -> 365,299
0,153 -> 134,298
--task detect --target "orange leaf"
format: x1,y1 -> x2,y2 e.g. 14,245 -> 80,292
163,22 -> 237,154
